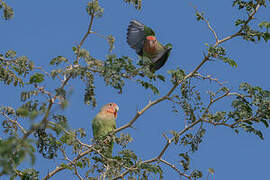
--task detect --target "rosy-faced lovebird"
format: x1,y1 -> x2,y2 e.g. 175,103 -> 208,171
92,103 -> 119,156
127,20 -> 172,72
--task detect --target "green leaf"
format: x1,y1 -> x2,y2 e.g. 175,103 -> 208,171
86,0 -> 103,17
2,3 -> 14,20
60,163 -> 73,170
5,50 -> 16,58
259,21 -> 270,29
72,46 -> 77,52
123,0 -> 142,10
168,67 -> 185,84
137,80 -> 160,95
29,73 -> 45,84
195,11 -> 204,21
50,56 -> 68,66
235,19 -> 245,26
107,35 -> 115,53
208,168 -> 215,175
219,56 -> 237,68
21,169 -> 39,180
16,107 -> 29,117
263,32 -> 270,42
77,161 -> 83,168
157,75 -> 165,82
261,119 -> 269,128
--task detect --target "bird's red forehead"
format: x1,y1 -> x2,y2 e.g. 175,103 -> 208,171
146,36 -> 156,41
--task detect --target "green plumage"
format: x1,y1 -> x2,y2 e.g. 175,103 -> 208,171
143,25 -> 155,37
127,20 -> 172,72
92,104 -> 117,157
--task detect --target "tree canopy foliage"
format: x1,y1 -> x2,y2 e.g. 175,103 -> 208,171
0,0 -> 270,179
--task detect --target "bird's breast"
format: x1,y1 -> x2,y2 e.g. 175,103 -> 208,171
143,42 -> 157,57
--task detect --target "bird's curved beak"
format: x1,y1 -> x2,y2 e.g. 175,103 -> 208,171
114,105 -> 119,113
114,104 -> 119,118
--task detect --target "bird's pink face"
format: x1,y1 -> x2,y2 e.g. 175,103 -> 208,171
104,103 -> 119,118
146,36 -> 157,48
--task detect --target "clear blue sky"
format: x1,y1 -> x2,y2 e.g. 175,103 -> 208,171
0,0 -> 270,179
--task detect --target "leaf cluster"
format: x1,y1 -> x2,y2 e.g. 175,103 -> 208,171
123,0 -> 142,10
233,0 -> 270,42
206,45 -> 237,68
0,137 -> 35,177
0,0 -> 14,20
0,50 -> 34,87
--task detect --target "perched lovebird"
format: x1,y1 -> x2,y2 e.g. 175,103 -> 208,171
127,20 -> 172,72
92,103 -> 119,156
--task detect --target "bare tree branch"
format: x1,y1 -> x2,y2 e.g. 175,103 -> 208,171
194,7 -> 219,44
194,73 -> 225,86
74,14 -> 95,64
215,3 -> 261,46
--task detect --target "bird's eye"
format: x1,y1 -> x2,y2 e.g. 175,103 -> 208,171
109,103 -> 112,106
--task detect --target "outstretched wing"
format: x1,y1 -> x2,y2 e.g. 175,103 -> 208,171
127,20 -> 145,56
150,44 -> 172,72
127,20 -> 155,56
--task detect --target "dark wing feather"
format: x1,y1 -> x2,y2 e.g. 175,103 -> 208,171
127,20 -> 145,56
150,46 -> 172,72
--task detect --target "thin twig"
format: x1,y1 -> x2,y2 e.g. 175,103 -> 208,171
194,7 -> 219,44
33,66 -> 50,76
194,73 -> 225,86
160,159 -> 191,180
215,3 -> 260,46
203,120 -> 232,128
230,117 -> 254,128
2,113 -> 26,134
60,148 -> 85,180
42,147 -> 93,180
75,15 -> 95,64
35,85 -> 53,99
